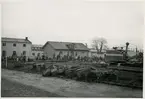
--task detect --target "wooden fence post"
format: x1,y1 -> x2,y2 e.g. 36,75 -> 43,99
5,56 -> 7,68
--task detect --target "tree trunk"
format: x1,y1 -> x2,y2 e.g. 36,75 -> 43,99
99,42 -> 103,52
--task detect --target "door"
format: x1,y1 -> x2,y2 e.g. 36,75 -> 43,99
2,50 -> 6,57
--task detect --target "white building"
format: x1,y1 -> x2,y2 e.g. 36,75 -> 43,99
1,37 -> 32,60
43,41 -> 89,59
127,50 -> 138,57
88,49 -> 97,57
88,48 -> 105,58
31,44 -> 44,60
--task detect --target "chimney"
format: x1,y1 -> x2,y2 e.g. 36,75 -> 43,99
25,37 -> 28,40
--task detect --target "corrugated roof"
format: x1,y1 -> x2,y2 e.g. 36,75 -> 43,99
44,41 -> 89,51
2,37 -> 31,43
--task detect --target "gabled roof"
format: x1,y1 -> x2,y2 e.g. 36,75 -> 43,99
43,41 -> 89,51
2,37 -> 31,43
49,41 -> 69,50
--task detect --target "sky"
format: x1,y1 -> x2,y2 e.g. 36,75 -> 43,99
0,0 -> 144,50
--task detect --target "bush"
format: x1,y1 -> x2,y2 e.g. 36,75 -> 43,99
28,58 -> 34,62
14,61 -> 25,68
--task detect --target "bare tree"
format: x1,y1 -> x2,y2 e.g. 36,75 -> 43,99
67,43 -> 76,58
92,37 -> 107,52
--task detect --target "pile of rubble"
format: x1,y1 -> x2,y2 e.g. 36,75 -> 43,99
41,63 -> 116,82
31,62 -> 142,88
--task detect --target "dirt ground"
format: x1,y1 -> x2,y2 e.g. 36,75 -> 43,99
1,78 -> 62,97
1,69 -> 142,97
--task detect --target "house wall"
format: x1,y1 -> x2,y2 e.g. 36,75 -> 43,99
88,51 -> 104,58
97,53 -> 105,58
89,52 -> 97,57
54,50 -> 68,57
53,50 -> 89,58
1,41 -> 32,59
31,50 -> 44,59
75,51 -> 88,57
92,52 -> 97,57
43,44 -> 89,58
127,50 -> 137,57
43,43 -> 55,58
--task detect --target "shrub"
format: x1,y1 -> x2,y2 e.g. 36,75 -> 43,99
14,61 -> 25,68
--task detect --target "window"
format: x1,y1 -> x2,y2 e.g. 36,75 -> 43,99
23,51 -> 26,55
23,44 -> 26,47
59,51 -> 62,55
12,51 -> 17,56
3,43 -> 6,46
13,43 -> 16,47
37,53 -> 40,57
75,52 -> 77,56
2,50 -> 6,57
32,53 -> 35,56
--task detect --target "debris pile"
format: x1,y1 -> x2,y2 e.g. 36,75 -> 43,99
41,62 -> 142,88
42,63 -> 115,82
14,61 -> 25,68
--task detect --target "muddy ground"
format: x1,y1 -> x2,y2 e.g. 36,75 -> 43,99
1,78 -> 62,97
1,69 -> 142,97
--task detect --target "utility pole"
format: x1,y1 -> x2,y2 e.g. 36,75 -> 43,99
125,42 -> 129,60
5,56 -> 7,68
136,47 -> 138,57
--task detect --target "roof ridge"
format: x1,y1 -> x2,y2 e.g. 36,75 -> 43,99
47,41 -> 85,44
44,41 -> 89,51
32,44 -> 43,45
2,37 -> 25,40
2,37 -> 32,43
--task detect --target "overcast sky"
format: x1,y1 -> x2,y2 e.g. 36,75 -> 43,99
1,0 -> 144,50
